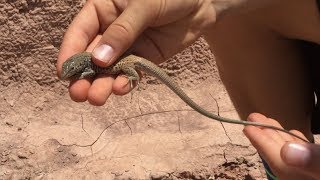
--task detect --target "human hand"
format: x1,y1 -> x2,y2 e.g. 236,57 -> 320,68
57,0 -> 216,106
243,113 -> 320,180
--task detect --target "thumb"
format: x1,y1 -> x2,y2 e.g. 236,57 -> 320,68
281,142 -> 320,179
92,1 -> 154,67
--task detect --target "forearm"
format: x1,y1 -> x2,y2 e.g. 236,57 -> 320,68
211,0 -> 247,16
212,0 -> 271,17
209,0 -> 320,46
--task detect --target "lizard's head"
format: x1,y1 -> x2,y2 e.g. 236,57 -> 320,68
61,52 -> 92,80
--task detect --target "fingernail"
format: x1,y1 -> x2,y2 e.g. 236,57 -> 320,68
284,143 -> 311,167
92,44 -> 114,63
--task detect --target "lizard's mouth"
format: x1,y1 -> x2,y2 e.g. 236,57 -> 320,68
60,72 -> 67,80
61,62 -> 76,80
61,70 -> 81,80
61,72 -> 76,80
60,70 -> 71,80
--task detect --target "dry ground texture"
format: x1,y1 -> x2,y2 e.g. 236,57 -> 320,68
1,0 -> 319,179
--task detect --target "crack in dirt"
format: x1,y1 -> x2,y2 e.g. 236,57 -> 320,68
178,116 -> 182,134
80,114 -> 90,137
55,109 -> 220,149
210,93 -> 232,142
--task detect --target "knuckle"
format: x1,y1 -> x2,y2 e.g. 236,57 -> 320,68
110,20 -> 135,43
112,21 -> 133,37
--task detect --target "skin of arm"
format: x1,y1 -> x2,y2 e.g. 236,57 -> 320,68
204,0 -> 320,179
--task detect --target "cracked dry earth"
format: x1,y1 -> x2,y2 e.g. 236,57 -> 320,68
1,0 -> 319,179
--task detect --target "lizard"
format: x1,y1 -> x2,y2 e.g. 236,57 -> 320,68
61,52 -> 308,143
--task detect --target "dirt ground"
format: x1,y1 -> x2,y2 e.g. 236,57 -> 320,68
1,0 -> 318,179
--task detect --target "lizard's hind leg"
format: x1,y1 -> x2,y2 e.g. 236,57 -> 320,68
121,67 -> 141,102
121,67 -> 140,89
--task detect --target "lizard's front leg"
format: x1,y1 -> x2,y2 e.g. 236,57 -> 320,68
80,67 -> 96,79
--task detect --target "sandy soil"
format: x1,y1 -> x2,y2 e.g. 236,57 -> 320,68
1,0 -> 318,179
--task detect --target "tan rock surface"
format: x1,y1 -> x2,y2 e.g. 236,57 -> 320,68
1,1 -> 318,179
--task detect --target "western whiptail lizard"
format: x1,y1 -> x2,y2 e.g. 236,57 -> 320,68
61,52 -> 308,142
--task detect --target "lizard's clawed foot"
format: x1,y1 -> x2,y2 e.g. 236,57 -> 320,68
120,75 -> 139,103
119,74 -> 139,89
127,76 -> 139,89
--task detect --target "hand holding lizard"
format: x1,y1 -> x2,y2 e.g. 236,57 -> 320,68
57,0 -> 218,106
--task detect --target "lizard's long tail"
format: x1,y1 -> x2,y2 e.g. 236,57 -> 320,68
134,56 -> 309,143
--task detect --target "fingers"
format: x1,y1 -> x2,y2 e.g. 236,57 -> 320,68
248,114 -> 283,144
58,0 -> 215,105
87,75 -> 114,106
66,35 -> 103,103
92,1 -> 155,67
243,113 -> 283,169
86,75 -> 136,106
244,113 -> 314,178
289,130 -> 309,143
88,1 -> 153,102
91,0 -> 213,66
246,113 -> 298,142
85,1 -> 153,102
281,142 -> 320,179
58,1 -> 128,103
58,2 -> 102,102
68,79 -> 92,102
57,2 -> 100,75
112,75 -> 135,95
